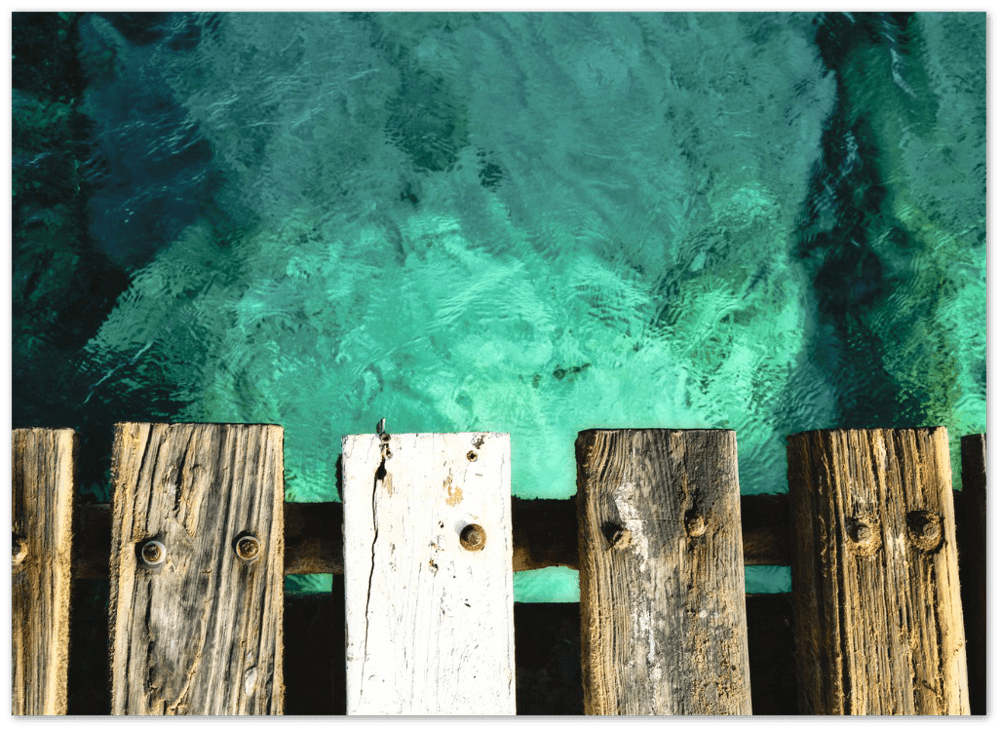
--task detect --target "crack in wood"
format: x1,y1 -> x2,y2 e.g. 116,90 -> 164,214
360,450 -> 388,699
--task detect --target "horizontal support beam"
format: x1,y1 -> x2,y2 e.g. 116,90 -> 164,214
72,491 -> 945,579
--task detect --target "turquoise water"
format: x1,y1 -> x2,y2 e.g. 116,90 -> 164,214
12,13 -> 986,600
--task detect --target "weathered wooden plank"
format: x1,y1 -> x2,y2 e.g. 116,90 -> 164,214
575,429 -> 752,715
959,433 -> 986,715
12,428 -> 76,715
342,432 -> 515,715
108,423 -> 284,715
787,428 -> 969,715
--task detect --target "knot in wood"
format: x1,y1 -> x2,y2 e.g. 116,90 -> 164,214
906,510 -> 943,553
235,534 -> 262,563
460,523 -> 487,552
140,539 -> 166,566
685,512 -> 707,538
845,517 -> 880,556
12,533 -> 27,568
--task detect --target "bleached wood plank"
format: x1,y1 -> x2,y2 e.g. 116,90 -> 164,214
575,428 -> 752,715
787,428 -> 969,715
342,432 -> 515,715
12,428 -> 76,715
109,423 -> 285,715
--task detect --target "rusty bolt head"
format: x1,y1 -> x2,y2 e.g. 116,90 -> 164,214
460,524 -> 486,552
140,539 -> 166,566
466,450 -> 478,462
12,534 -> 27,568
685,513 -> 707,538
235,535 -> 261,563
907,511 -> 943,552
845,517 -> 880,556
847,520 -> 872,544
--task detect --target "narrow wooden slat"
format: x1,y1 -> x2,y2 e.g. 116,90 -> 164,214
575,429 -> 752,715
108,423 -> 284,715
787,428 -> 969,715
959,433 -> 986,715
342,432 -> 515,714
12,428 -> 76,715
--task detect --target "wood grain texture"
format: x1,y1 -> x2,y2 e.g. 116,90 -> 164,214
787,428 -> 969,715
575,429 -> 752,715
342,432 -> 515,715
12,428 -> 76,715
109,423 -> 284,715
959,433 -> 986,715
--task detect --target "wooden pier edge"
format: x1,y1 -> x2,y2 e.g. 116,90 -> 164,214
11,425 -> 985,717
575,428 -> 752,715
108,423 -> 285,715
787,428 -> 969,715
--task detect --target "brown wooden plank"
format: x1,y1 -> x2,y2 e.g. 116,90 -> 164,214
12,428 -> 76,715
787,428 -> 969,715
959,433 -> 986,715
576,429 -> 752,715
108,423 -> 284,715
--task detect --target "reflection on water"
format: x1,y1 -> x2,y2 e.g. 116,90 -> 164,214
12,13 -> 986,598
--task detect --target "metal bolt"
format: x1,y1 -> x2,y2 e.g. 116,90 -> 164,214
12,534 -> 27,568
685,513 -> 707,538
847,520 -> 872,544
467,450 -> 478,462
140,539 -> 166,567
907,510 -> 943,552
460,524 -> 487,552
845,517 -> 880,556
235,535 -> 261,563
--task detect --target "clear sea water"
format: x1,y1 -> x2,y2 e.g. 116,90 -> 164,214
12,12 -> 986,600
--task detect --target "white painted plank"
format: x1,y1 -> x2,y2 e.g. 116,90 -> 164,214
342,432 -> 515,715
